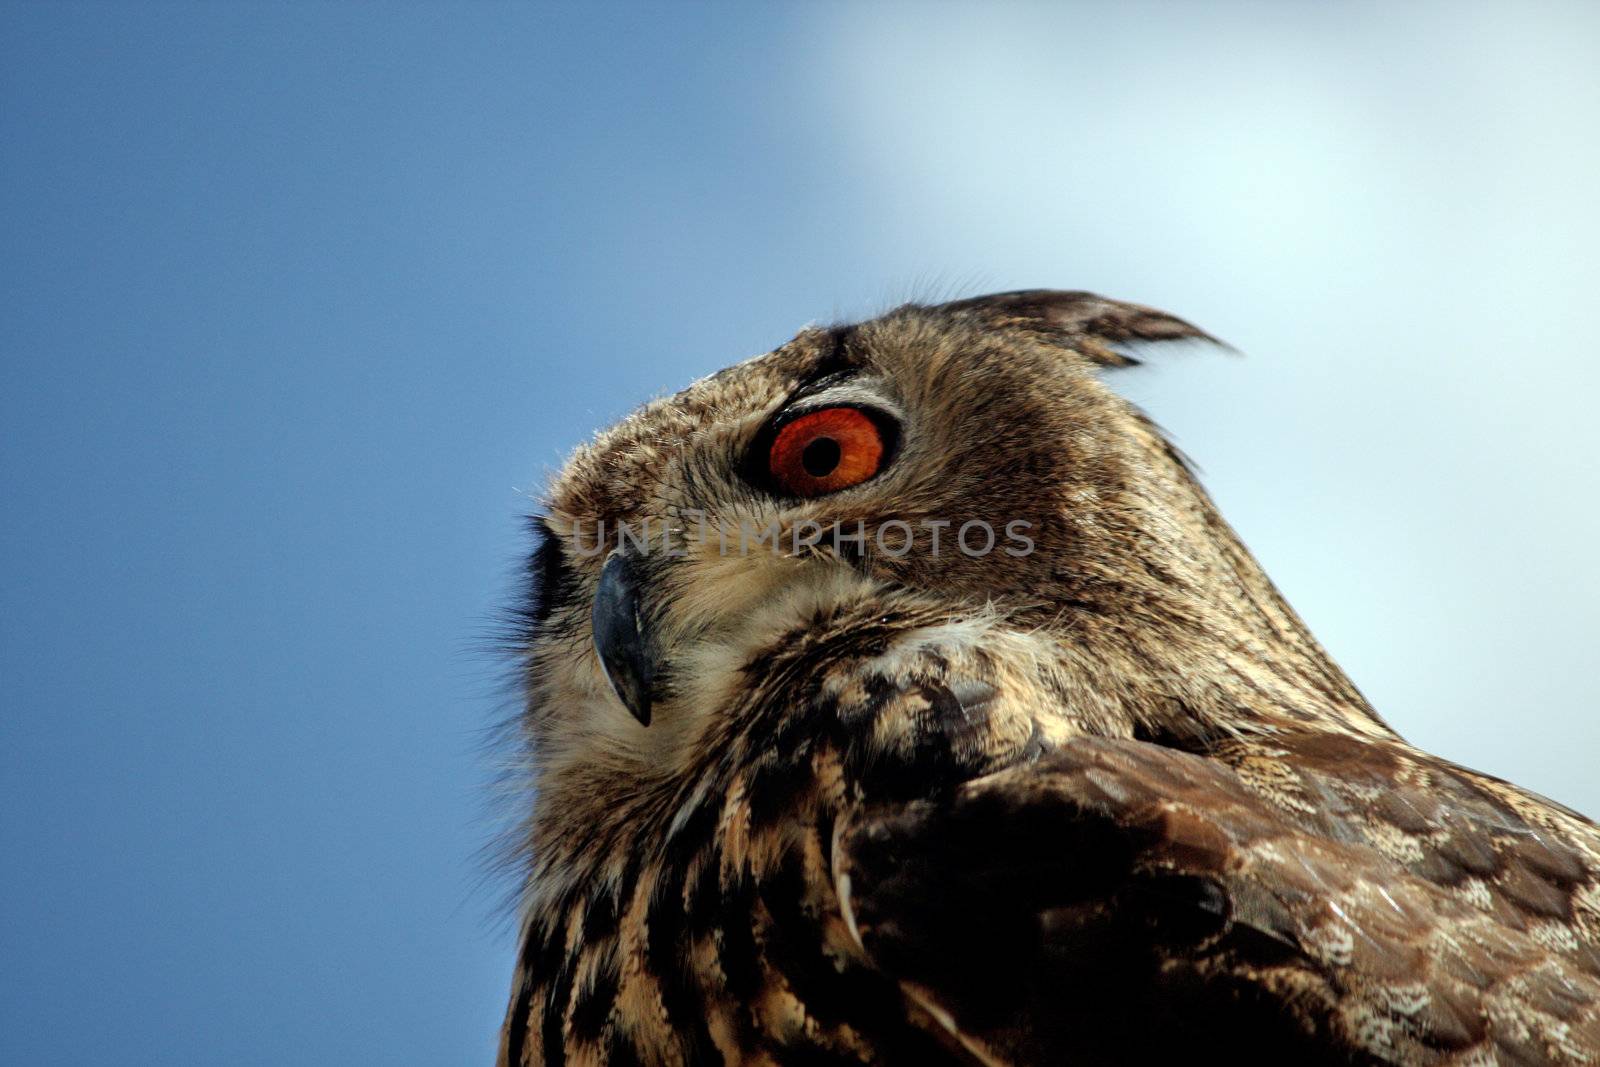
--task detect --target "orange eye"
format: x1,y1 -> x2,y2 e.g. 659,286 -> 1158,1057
767,407 -> 888,497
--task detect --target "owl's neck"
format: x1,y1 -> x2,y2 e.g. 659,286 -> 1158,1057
1042,448 -> 1393,745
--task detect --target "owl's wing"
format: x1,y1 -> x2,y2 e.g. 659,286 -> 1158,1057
835,734 -> 1600,1066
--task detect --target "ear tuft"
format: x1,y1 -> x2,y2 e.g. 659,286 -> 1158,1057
929,289 -> 1225,368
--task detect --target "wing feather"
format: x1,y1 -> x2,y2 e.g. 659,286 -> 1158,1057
837,736 -> 1600,1065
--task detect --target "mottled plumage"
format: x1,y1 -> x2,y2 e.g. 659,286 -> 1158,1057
497,291 -> 1600,1065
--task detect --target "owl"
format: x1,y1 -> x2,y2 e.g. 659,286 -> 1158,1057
497,291 -> 1600,1066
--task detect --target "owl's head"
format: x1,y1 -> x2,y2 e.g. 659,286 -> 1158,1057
512,291 -> 1374,897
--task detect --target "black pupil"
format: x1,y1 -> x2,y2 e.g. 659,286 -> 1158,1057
801,436 -> 841,478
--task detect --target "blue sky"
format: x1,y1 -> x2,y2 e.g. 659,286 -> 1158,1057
3,3 -> 1598,1063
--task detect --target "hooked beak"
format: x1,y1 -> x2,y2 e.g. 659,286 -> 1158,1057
591,549 -> 658,727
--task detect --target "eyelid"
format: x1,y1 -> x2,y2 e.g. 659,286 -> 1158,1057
786,380 -> 902,423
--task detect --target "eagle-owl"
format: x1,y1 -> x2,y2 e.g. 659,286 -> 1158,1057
498,291 -> 1600,1065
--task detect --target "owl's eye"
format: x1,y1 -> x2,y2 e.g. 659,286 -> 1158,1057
766,406 -> 891,497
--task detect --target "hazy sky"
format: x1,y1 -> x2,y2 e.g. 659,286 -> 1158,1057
4,3 -> 1598,1063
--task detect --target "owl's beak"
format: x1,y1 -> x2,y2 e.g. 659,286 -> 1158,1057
591,549 -> 658,727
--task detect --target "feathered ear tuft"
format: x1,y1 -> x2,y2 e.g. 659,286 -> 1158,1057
929,289 -> 1225,368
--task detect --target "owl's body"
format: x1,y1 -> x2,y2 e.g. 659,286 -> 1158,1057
499,293 -> 1600,1065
